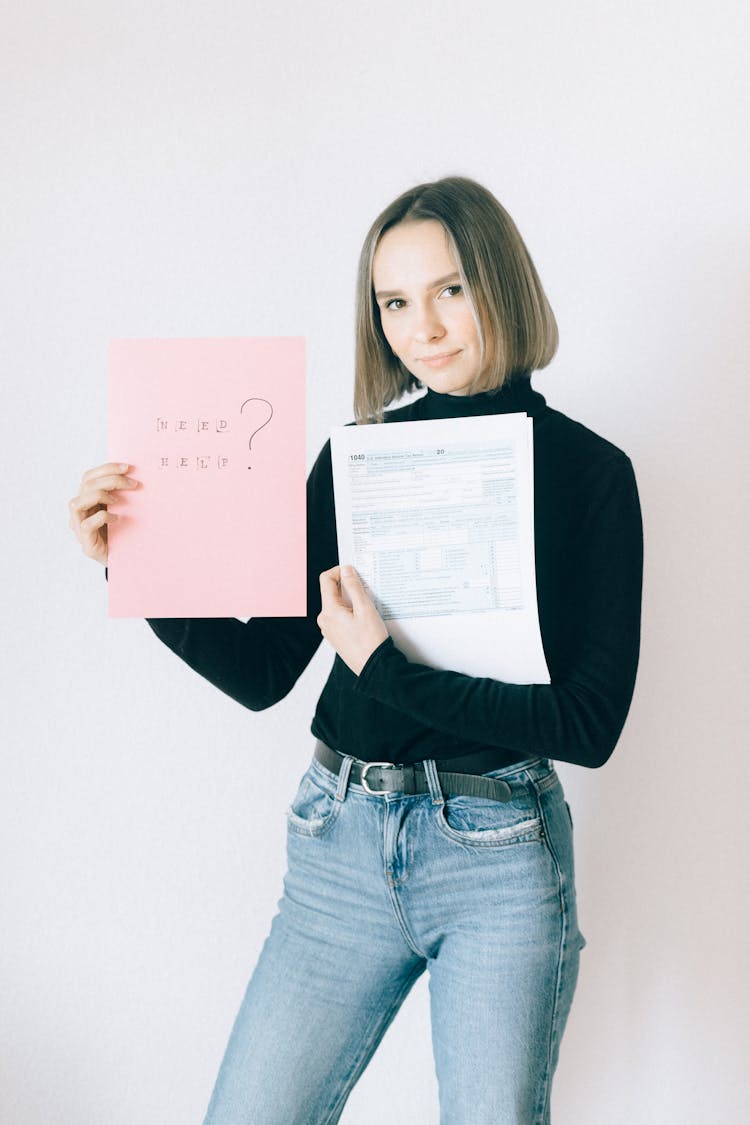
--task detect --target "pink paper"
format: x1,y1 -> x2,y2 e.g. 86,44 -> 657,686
108,338 -> 306,617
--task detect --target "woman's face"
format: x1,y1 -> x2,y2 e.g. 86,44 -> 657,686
372,219 -> 482,396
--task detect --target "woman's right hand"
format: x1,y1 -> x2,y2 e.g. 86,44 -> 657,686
68,462 -> 140,566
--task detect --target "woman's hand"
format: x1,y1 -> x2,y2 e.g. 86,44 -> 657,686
68,462 -> 140,566
317,565 -> 389,675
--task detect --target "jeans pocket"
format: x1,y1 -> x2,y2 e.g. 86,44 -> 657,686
286,767 -> 342,838
435,791 -> 543,848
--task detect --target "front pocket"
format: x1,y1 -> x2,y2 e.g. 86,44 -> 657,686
435,794 -> 543,848
286,770 -> 342,838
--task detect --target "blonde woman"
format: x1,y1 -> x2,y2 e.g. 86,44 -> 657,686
70,177 -> 643,1124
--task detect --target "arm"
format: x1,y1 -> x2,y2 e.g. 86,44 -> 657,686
144,615 -> 323,712
142,439 -> 337,711
323,454 -> 643,769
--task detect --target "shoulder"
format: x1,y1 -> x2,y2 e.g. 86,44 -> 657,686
536,405 -> 635,479
334,395 -> 425,430
381,398 -> 425,424
307,436 -> 333,496
534,406 -> 641,533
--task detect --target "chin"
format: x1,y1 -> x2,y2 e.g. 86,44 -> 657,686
428,378 -> 472,396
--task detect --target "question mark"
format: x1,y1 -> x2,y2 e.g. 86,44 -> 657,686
240,398 -> 274,468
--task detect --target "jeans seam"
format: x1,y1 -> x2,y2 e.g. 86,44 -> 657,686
531,769 -> 558,794
533,786 -> 569,1124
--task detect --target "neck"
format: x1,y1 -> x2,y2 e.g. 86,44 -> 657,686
418,375 -> 546,419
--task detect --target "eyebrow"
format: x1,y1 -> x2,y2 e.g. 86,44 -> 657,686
374,272 -> 461,301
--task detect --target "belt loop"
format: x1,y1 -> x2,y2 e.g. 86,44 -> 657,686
334,754 -> 354,802
423,759 -> 445,807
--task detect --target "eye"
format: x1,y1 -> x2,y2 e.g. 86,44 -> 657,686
384,298 -> 406,311
440,284 -> 463,298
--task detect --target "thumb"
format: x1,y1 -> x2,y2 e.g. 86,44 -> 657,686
340,565 -> 371,609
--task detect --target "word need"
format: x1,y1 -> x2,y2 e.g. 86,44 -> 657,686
155,418 -> 230,433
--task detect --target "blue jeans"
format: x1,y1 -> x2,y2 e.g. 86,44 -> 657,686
203,752 -> 585,1124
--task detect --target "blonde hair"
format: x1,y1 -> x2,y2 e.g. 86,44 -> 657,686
354,176 -> 558,423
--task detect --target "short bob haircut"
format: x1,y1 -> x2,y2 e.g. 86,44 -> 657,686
354,176 -> 558,423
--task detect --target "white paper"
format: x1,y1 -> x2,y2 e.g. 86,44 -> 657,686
331,413 -> 550,684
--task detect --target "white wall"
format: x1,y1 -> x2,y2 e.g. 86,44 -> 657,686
3,2 -> 748,1121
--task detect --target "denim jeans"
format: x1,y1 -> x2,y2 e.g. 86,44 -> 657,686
203,751 -> 585,1125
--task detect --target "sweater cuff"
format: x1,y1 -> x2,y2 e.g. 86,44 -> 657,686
354,635 -> 407,694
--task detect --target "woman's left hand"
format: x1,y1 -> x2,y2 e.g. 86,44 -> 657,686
318,565 -> 389,675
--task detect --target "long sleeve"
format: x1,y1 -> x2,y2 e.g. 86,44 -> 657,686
106,379 -> 643,767
141,439 -> 338,711
351,452 -> 643,768
144,615 -> 323,711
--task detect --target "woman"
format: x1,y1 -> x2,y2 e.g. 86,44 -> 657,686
69,177 -> 643,1124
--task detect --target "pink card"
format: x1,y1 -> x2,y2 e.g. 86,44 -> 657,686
108,338 -> 306,618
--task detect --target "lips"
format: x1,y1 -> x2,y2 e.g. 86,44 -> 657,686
418,349 -> 461,366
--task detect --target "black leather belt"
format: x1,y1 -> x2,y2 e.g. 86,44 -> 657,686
314,740 -> 513,803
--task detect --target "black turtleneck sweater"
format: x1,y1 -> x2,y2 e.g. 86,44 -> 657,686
144,378 -> 643,769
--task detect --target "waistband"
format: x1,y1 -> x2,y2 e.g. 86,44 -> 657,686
313,740 -> 548,803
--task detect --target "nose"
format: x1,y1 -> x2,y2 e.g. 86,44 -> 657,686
413,302 -> 445,344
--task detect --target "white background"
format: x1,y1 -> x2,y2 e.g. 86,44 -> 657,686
2,2 -> 748,1122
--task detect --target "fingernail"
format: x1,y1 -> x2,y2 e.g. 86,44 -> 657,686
341,565 -> 354,578
119,463 -> 129,471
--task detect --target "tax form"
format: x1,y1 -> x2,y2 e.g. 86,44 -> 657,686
331,413 -> 550,684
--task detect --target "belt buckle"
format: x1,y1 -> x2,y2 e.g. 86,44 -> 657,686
360,761 -> 398,795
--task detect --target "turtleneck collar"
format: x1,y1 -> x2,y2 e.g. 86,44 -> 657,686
413,375 -> 547,421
